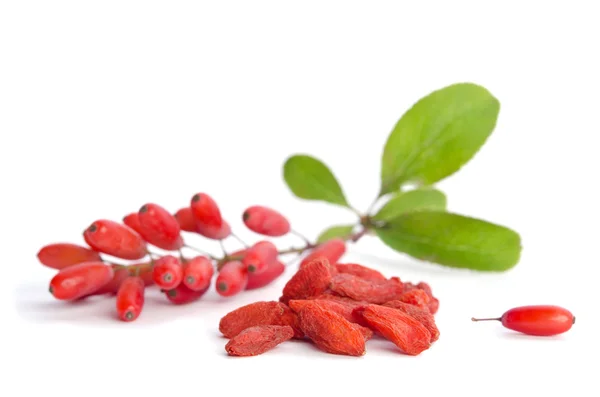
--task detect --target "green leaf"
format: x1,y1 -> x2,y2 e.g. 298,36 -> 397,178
375,211 -> 521,271
372,188 -> 447,221
316,224 -> 355,243
380,82 -> 500,196
283,154 -> 349,207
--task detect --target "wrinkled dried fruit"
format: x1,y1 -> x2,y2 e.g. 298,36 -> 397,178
296,300 -> 366,356
279,258 -> 333,304
289,299 -> 358,324
219,301 -> 302,339
383,300 -> 440,342
353,304 -> 431,355
398,289 -> 431,311
335,263 -> 386,281
225,325 -> 294,357
329,273 -> 404,304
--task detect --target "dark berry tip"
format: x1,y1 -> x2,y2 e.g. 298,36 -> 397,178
125,311 -> 135,321
139,205 -> 148,213
186,276 -> 195,285
573,316 -> 576,325
49,286 -> 54,295
88,224 -> 97,233
192,194 -> 200,202
242,211 -> 250,221
163,273 -> 173,282
217,282 -> 228,292
247,264 -> 256,273
167,289 -> 177,297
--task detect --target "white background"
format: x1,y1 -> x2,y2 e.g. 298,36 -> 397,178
1,1 -> 599,396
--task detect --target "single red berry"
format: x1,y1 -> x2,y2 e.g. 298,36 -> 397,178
83,219 -> 147,260
164,283 -> 209,304
242,205 -> 291,237
174,207 -> 196,232
116,276 -> 145,322
37,243 -> 102,270
472,305 -> 576,336
190,193 -> 223,229
216,261 -> 248,297
49,261 -> 114,300
183,256 -> 214,291
137,203 -> 184,251
195,219 -> 231,240
152,255 -> 183,289
246,260 -> 285,290
242,241 -> 278,274
299,238 -> 346,268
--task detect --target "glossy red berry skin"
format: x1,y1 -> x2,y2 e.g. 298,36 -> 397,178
299,238 -> 346,268
246,260 -> 285,290
190,193 -> 223,229
164,283 -> 209,304
37,243 -> 102,270
116,276 -> 145,322
183,256 -> 214,291
242,205 -> 291,237
501,305 -> 575,336
152,255 -> 183,290
83,220 -> 147,260
138,203 -> 184,251
242,241 -> 278,274
123,213 -> 145,236
174,207 -> 196,232
216,261 -> 248,297
49,261 -> 114,300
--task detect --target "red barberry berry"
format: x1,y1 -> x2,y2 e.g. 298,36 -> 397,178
37,243 -> 102,270
183,256 -> 214,291
152,255 -> 183,289
122,213 -> 145,236
196,219 -> 231,240
472,305 -> 575,336
83,220 -> 147,260
300,238 -> 346,268
116,276 -> 145,322
246,260 -> 285,290
164,283 -> 208,304
190,193 -> 223,229
242,241 -> 278,274
137,203 -> 184,251
174,207 -> 196,232
216,261 -> 248,297
242,205 -> 291,237
49,261 -> 114,300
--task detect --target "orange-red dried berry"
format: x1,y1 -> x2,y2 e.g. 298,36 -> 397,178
398,289 -> 430,311
279,258 -> 333,304
219,301 -> 302,338
225,325 -> 294,357
353,304 -> 431,355
289,299 -> 358,324
383,300 -> 440,342
335,263 -> 386,281
296,300 -> 366,356
329,273 -> 404,304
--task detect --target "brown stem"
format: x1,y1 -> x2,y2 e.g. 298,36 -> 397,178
471,317 -> 502,322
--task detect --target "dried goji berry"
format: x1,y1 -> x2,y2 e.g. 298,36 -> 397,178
116,276 -> 145,322
353,304 -> 431,355
398,289 -> 430,311
415,282 -> 439,314
355,323 -> 374,341
225,325 -> 294,357
279,258 -> 333,304
242,205 -> 291,237
164,283 -> 209,304
219,301 -> 302,338
138,203 -> 183,251
83,220 -> 147,260
335,263 -> 386,282
246,260 -> 285,290
183,256 -> 214,291
242,241 -> 278,274
216,260 -> 248,297
299,238 -> 346,269
383,300 -> 440,342
289,299 -> 358,324
296,300 -> 366,356
329,273 -> 404,304
37,243 -> 102,270
49,261 -> 115,300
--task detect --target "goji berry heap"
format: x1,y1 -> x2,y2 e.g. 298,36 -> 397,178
37,193 -> 351,321
219,257 -> 440,357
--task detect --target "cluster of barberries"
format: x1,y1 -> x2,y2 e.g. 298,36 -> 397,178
37,193 -> 347,322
